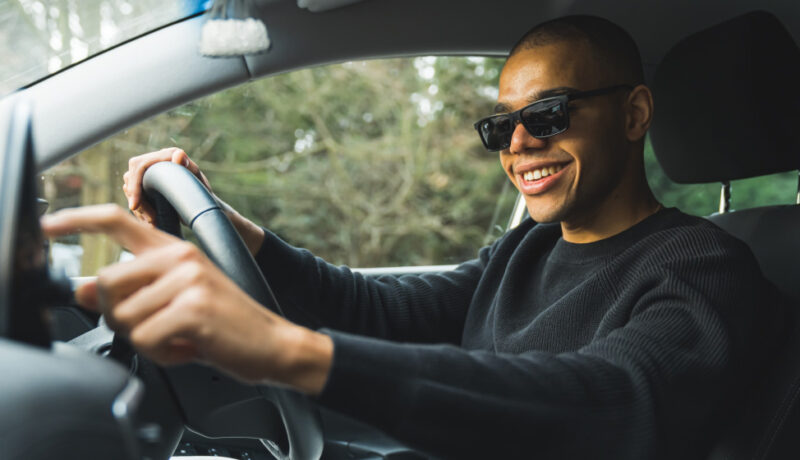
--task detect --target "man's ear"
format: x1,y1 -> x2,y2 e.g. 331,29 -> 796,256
625,84 -> 654,142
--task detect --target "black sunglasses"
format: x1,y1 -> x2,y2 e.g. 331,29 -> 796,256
473,84 -> 634,151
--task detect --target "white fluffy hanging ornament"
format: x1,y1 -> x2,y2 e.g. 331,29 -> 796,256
199,0 -> 270,56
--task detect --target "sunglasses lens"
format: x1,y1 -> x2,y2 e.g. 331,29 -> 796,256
478,116 -> 514,151
521,99 -> 567,137
476,98 -> 568,151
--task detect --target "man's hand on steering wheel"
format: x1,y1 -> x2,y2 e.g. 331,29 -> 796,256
123,148 -> 211,224
41,205 -> 332,394
123,148 -> 265,254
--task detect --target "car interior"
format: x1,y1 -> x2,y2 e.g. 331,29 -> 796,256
650,11 -> 800,459
2,1 -> 800,459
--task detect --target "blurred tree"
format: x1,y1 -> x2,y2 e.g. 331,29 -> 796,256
9,0 -> 193,274
173,56 -> 513,267
42,52 -> 800,272
21,1 -> 794,271
1,0 -> 188,95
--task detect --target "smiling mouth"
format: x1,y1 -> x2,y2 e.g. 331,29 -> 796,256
514,160 -> 572,195
520,164 -> 565,182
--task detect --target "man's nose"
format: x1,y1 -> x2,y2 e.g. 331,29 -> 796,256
508,121 -> 548,154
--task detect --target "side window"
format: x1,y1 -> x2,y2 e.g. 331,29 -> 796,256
44,56 -> 516,275
643,137 -> 798,215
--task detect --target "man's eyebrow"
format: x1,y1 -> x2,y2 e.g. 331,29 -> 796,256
494,86 -> 578,114
526,86 -> 577,103
493,102 -> 512,114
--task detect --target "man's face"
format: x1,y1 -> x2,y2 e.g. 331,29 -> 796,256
497,41 -> 630,224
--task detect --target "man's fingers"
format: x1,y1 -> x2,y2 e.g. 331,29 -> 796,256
129,292 -> 207,365
175,152 -> 209,186
74,280 -> 100,312
170,150 -> 214,192
94,243 -> 194,311
158,338 -> 201,365
126,148 -> 187,210
107,255 -> 207,335
41,204 -> 176,254
125,148 -> 212,210
132,201 -> 156,226
170,149 -> 191,169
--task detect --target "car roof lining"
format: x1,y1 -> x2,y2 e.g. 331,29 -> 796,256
19,0 -> 800,170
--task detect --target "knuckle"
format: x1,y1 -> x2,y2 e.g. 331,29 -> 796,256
172,149 -> 189,166
98,202 -> 121,213
174,241 -> 201,261
128,327 -> 152,351
173,290 -> 209,329
94,271 -> 119,308
95,267 -> 114,289
109,204 -> 129,222
111,308 -> 135,332
181,260 -> 206,285
183,287 -> 209,311
95,204 -> 130,229
188,305 -> 211,330
133,162 -> 146,177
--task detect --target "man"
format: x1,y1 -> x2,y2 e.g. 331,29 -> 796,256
43,15 -> 782,459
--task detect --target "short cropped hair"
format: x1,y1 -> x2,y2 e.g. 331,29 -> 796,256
510,15 -> 644,85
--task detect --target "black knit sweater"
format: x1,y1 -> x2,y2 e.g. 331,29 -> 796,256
254,208 -> 784,459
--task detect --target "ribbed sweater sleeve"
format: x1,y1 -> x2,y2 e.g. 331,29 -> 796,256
314,227 -> 781,459
253,229 -> 490,344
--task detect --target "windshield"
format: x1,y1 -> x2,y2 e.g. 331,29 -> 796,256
0,0 -> 207,97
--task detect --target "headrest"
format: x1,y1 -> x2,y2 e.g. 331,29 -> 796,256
651,11 -> 800,184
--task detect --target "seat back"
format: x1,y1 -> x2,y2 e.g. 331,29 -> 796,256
651,11 -> 800,459
707,208 -> 800,459
709,207 -> 800,303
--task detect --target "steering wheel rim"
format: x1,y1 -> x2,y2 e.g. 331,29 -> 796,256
141,162 -> 323,460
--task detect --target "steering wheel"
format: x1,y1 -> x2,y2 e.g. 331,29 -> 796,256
140,162 -> 323,460
1,100 -> 153,460
0,100 -> 321,459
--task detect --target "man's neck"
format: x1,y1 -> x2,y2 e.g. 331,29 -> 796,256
560,188 -> 661,244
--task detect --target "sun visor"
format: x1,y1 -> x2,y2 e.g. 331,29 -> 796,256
651,11 -> 800,184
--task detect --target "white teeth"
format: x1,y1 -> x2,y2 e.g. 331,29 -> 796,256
521,164 -> 564,182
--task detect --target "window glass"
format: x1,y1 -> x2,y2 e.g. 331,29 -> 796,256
644,137 -> 798,215
1,0 -> 205,96
43,56 -> 516,276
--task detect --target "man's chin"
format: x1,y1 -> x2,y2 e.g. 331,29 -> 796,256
526,206 -> 565,224
521,180 -> 579,222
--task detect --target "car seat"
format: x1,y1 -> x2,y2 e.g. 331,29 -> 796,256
650,11 -> 800,460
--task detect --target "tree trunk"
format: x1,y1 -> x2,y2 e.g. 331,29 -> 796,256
78,144 -> 121,275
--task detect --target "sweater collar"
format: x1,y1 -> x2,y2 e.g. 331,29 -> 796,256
547,207 -> 679,263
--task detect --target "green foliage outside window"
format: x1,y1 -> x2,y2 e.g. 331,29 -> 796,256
644,139 -> 798,215
46,57 -> 517,271
45,55 -> 798,274
173,57 -> 515,267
